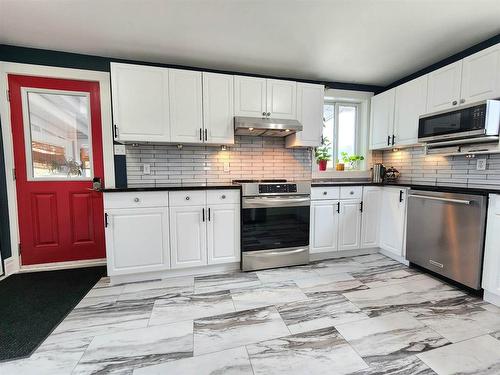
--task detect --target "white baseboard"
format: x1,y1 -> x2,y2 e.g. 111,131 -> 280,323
378,248 -> 409,266
19,258 -> 107,273
483,290 -> 500,307
310,248 -> 378,262
110,262 -> 240,285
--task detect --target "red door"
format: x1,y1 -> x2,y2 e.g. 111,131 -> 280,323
8,75 -> 106,265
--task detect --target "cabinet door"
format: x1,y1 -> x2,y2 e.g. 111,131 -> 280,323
361,187 -> 382,248
482,194 -> 500,297
234,76 -> 267,117
202,73 -> 234,144
338,200 -> 362,251
110,63 -> 170,143
266,79 -> 297,119
169,69 -> 203,143
370,89 -> 395,150
207,204 -> 240,264
310,200 -> 339,253
169,205 -> 207,269
394,75 -> 427,147
379,188 -> 406,257
105,207 -> 170,275
461,44 -> 500,104
285,83 -> 324,148
426,61 -> 462,113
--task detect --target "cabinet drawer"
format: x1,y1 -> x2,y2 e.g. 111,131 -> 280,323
311,187 -> 340,200
207,189 -> 240,205
104,192 -> 168,209
340,186 -> 363,200
169,190 -> 206,206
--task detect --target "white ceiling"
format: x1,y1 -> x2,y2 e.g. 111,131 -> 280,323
1,0 -> 500,86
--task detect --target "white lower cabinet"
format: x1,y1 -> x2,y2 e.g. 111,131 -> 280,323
207,204 -> 240,264
482,194 -> 500,306
105,206 -> 170,276
361,187 -> 382,248
310,200 -> 339,253
169,205 -> 207,269
338,200 -> 362,251
379,187 -> 407,258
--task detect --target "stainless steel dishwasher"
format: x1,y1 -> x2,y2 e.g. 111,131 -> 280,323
406,189 -> 487,290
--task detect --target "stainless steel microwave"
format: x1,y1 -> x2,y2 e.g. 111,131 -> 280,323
418,100 -> 500,144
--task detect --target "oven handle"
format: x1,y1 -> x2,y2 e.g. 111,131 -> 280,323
248,248 -> 308,257
242,196 -> 310,208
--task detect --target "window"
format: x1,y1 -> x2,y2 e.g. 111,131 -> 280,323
322,102 -> 359,169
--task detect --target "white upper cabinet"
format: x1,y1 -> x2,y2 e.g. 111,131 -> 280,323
110,63 -> 170,143
461,44 -> 500,104
234,76 -> 267,117
426,61 -> 463,113
202,73 -> 234,144
266,79 -> 297,119
361,186 -> 382,248
370,88 -> 395,150
338,200 -> 362,251
285,83 -> 325,148
234,76 -> 297,120
169,69 -> 203,143
394,75 -> 428,146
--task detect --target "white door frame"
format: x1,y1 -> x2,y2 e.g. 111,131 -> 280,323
0,62 -> 115,275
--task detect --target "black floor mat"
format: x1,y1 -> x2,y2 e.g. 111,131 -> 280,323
0,265 -> 106,362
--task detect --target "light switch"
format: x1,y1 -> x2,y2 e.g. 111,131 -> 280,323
476,158 -> 487,171
143,163 -> 151,175
223,162 -> 230,172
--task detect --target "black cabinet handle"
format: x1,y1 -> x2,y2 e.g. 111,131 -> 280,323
387,135 -> 391,146
399,190 -> 404,202
337,202 -> 340,213
392,135 -> 395,145
104,213 -> 108,228
113,125 -> 118,139
202,208 -> 205,222
204,129 -> 208,141
199,128 -> 202,141
208,207 -> 211,221
360,201 -> 363,212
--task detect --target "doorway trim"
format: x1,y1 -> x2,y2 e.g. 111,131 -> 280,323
0,62 -> 115,275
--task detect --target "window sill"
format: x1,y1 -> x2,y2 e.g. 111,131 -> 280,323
312,169 -> 372,179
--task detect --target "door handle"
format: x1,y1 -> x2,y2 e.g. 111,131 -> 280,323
208,207 -> 211,221
387,135 -> 391,146
399,190 -> 404,203
336,202 -> 340,213
113,125 -> 119,139
202,208 -> 205,222
391,135 -> 395,145
199,128 -> 202,141
204,129 -> 208,141
104,213 -> 108,228
360,201 -> 363,212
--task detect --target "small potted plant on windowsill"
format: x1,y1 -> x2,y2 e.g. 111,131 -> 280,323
315,137 -> 331,171
340,152 -> 365,170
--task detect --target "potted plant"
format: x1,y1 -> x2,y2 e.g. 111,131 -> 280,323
340,152 -> 365,170
315,137 -> 331,171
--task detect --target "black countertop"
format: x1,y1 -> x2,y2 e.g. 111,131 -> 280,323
102,184 -> 241,193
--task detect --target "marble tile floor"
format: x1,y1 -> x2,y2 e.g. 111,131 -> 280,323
2,253 -> 500,375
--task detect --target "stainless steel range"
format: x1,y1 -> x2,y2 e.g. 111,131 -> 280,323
233,180 -> 311,272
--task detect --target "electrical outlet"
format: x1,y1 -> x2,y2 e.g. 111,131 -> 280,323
143,163 -> 151,175
114,144 -> 126,155
223,162 -> 230,172
476,158 -> 487,171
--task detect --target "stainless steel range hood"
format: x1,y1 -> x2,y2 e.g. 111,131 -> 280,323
234,116 -> 302,137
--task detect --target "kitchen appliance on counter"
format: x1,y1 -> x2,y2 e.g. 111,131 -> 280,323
406,189 -> 487,290
418,100 -> 500,147
233,179 -> 311,271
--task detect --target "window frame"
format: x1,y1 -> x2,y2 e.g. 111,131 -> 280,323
323,100 -> 361,169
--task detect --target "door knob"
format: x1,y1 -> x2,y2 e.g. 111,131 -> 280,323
452,100 -> 458,105
134,197 -> 140,202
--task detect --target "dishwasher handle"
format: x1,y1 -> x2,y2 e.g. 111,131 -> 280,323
408,194 -> 471,205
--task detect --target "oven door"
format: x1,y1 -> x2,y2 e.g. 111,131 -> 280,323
418,103 -> 487,142
241,196 -> 310,252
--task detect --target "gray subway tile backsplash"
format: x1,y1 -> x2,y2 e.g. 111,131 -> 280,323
125,136 -> 312,185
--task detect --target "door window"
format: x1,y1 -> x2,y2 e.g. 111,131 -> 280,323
24,90 -> 93,180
